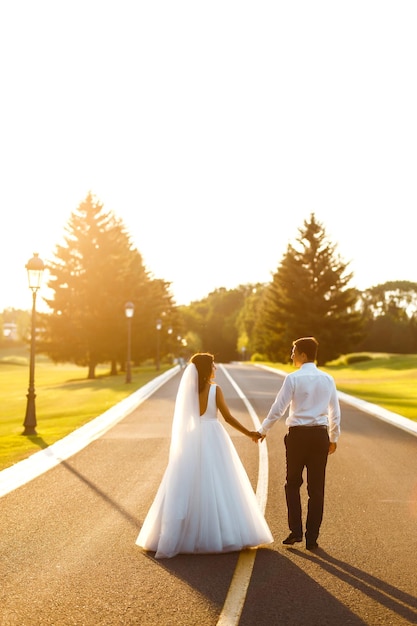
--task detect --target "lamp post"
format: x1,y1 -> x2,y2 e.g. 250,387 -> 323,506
167,326 -> 173,357
156,318 -> 162,371
23,253 -> 45,436
124,302 -> 135,383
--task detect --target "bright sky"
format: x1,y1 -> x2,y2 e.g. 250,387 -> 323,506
1,1 -> 416,313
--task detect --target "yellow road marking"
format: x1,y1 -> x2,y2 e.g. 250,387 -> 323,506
217,365 -> 270,626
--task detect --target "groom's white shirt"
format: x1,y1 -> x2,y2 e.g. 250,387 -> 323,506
258,363 -> 341,443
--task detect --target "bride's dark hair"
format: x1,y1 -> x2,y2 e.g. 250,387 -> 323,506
190,353 -> 214,392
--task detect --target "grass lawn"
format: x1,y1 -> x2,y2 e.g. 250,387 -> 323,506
1,348 -> 416,471
0,346 -> 174,470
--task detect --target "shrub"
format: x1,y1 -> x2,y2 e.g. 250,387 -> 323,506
251,352 -> 268,362
344,353 -> 373,365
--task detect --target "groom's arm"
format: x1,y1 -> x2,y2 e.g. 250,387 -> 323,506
258,376 -> 293,437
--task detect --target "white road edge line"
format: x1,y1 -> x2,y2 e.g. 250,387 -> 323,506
216,364 -> 269,626
0,366 -> 181,498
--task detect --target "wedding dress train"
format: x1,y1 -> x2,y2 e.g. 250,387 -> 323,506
136,374 -> 273,559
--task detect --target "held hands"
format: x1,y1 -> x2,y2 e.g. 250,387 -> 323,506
249,431 -> 265,443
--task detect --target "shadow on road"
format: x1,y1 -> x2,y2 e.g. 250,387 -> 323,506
61,458 -> 141,528
30,435 -> 141,529
241,547 -> 368,626
140,549 -> 241,611
141,547 -> 368,625
143,544 -> 417,625
291,547 -> 417,624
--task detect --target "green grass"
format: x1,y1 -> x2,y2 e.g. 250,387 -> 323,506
0,346 -> 174,470
2,348 -> 417,472
261,353 -> 417,422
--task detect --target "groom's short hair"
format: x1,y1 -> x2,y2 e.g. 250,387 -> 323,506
293,337 -> 318,362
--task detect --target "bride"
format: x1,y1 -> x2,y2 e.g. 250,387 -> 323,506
136,352 -> 273,558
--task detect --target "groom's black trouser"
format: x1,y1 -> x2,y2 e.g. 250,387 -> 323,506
284,426 -> 329,540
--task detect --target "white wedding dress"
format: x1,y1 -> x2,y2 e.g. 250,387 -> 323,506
136,372 -> 273,559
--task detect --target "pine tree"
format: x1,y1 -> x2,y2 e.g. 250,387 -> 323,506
40,193 -> 174,378
256,213 -> 364,364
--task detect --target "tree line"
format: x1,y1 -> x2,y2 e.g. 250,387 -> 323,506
2,194 -> 417,374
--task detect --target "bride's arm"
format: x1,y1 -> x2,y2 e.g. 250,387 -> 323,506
216,386 -> 261,441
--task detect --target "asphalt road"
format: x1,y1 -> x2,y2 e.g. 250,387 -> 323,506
1,364 -> 417,626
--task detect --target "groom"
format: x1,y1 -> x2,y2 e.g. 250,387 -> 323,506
258,337 -> 341,550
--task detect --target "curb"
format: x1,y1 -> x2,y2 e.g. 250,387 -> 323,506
0,366 -> 180,498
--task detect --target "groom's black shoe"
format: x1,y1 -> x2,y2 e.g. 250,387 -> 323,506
305,532 -> 319,550
282,533 -> 302,546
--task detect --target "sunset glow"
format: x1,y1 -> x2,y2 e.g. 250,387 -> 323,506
1,2 -> 416,312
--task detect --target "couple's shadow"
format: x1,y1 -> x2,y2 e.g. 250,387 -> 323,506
288,547 -> 417,624
155,546 -> 417,625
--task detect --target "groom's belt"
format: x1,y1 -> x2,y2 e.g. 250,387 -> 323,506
288,425 -> 328,430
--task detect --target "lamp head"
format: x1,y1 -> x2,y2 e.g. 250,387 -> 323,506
26,253 -> 45,291
124,301 -> 135,318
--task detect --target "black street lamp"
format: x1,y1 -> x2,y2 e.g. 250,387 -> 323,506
23,253 -> 45,436
124,302 -> 135,383
156,318 -> 162,371
167,326 -> 173,357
